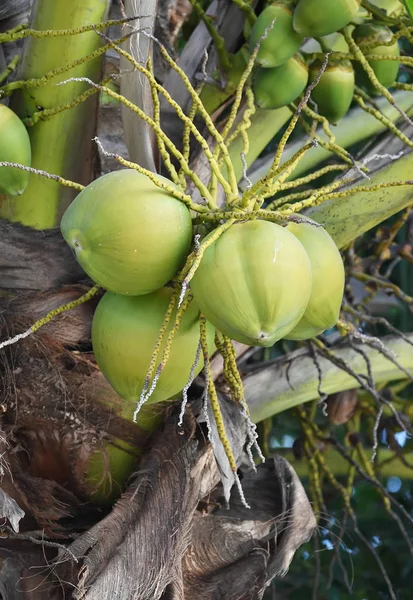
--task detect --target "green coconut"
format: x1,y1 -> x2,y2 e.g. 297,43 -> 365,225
253,54 -> 309,109
190,220 -> 312,347
92,287 -> 215,404
0,104 -> 31,196
249,2 -> 304,68
293,0 -> 361,38
352,23 -> 400,92
309,58 -> 355,123
285,221 -> 345,340
61,169 -> 192,295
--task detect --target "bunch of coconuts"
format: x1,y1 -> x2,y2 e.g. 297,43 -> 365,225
249,0 -> 402,123
61,168 -> 345,407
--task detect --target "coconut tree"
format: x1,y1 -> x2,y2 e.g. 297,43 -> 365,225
0,0 -> 413,599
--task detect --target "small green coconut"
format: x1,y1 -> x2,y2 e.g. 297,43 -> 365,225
293,0 -> 361,38
249,2 -> 304,68
92,287 -> 215,404
254,54 -> 309,109
310,58 -> 355,123
0,104 -> 31,196
352,23 -> 400,92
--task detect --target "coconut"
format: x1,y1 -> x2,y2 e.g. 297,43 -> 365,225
61,169 -> 192,295
293,0 -> 361,38
92,287 -> 215,404
352,23 -> 400,92
190,220 -> 312,347
0,104 -> 31,196
285,221 -> 345,340
309,58 -> 355,123
249,2 -> 304,68
253,54 -> 309,109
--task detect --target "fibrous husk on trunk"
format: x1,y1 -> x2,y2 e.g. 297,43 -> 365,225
0,217 -> 315,599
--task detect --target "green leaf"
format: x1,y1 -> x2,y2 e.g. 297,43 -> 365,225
402,0 -> 413,20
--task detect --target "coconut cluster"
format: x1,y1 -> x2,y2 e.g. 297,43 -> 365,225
61,169 -> 345,406
249,0 -> 401,122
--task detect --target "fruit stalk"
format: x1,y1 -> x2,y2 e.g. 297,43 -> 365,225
0,0 -> 110,229
243,91 -> 413,187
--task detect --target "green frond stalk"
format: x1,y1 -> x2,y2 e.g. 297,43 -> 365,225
280,448 -> 413,481
245,334 -> 413,423
0,0 -> 111,229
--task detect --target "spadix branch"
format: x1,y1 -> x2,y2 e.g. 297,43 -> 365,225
0,162 -> 84,191
0,55 -> 20,86
223,86 -> 256,151
188,0 -> 231,70
343,27 -> 413,129
93,137 -> 207,212
147,56 -> 180,186
300,104 -> 354,166
22,80 -> 107,127
58,78 -> 215,208
0,286 -> 100,351
244,333 -> 413,424
353,94 -> 413,150
285,179 -> 413,214
200,317 -> 240,481
305,51 -> 413,67
181,52 -> 208,182
253,141 -> 320,207
241,53 -> 331,209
